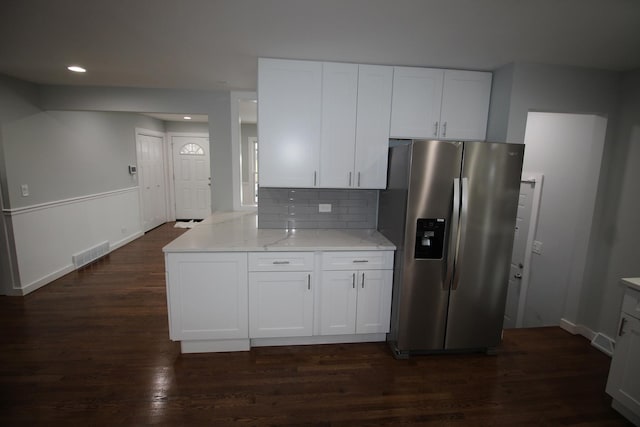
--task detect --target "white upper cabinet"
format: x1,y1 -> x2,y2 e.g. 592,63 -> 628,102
390,67 -> 444,139
319,62 -> 359,188
440,70 -> 492,140
258,58 -> 322,187
390,67 -> 492,141
354,65 -> 393,189
259,59 -> 392,190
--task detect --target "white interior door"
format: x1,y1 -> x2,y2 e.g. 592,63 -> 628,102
136,131 -> 167,232
172,136 -> 211,220
504,177 -> 537,328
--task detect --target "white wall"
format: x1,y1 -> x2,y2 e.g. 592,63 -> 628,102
39,84 -> 233,212
581,71 -> 640,338
486,63 -> 640,342
3,110 -> 163,208
0,75 -> 45,293
521,113 -> 607,326
0,106 -> 167,294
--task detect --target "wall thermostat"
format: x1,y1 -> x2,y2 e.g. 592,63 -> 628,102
128,165 -> 137,175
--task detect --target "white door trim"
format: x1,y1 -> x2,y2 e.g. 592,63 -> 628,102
516,172 -> 544,328
246,136 -> 258,206
230,91 -> 257,211
135,128 -> 169,230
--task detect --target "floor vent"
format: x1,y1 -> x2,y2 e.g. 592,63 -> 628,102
72,241 -> 110,269
591,333 -> 615,356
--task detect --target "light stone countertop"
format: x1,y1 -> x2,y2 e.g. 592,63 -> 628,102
621,277 -> 640,293
163,211 -> 396,253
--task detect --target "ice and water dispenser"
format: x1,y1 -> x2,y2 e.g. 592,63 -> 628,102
414,218 -> 446,259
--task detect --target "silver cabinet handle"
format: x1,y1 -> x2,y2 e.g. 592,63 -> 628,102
348,172 -> 352,187
272,261 -> 290,265
361,272 -> 365,288
314,171 -> 317,186
442,121 -> 447,137
352,273 -> 355,289
352,260 -> 369,263
357,172 -> 361,187
307,274 -> 311,290
434,121 -> 439,136
618,317 -> 627,337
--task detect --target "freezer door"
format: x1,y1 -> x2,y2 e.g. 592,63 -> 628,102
395,139 -> 462,351
445,141 -> 524,350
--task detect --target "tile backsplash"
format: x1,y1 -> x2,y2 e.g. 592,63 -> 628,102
258,188 -> 378,229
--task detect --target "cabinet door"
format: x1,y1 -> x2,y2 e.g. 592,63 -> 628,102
319,270 -> 358,335
249,271 -> 314,338
258,58 -> 322,187
166,253 -> 248,341
354,65 -> 394,189
439,70 -> 492,141
355,269 -> 393,334
606,313 -> 640,415
320,62 -> 358,188
390,67 -> 443,139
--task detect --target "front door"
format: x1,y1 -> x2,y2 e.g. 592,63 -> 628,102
172,136 -> 211,220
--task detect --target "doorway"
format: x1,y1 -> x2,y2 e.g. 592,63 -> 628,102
517,112 -> 607,327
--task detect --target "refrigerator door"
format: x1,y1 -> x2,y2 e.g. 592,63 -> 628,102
445,141 -> 524,350
395,139 -> 462,351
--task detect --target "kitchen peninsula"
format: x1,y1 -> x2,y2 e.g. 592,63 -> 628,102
163,211 -> 395,353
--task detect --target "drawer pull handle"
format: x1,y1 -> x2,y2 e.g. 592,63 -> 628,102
272,261 -> 290,265
362,272 -> 365,288
353,260 -> 369,263
618,317 -> 627,337
308,274 -> 311,290
352,273 -> 355,289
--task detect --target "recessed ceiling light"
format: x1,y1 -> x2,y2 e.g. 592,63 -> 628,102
183,116 -> 192,120
67,65 -> 86,73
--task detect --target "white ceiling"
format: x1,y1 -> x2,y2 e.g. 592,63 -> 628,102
1,0 -> 639,92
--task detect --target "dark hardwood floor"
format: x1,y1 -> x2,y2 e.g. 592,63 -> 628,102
0,223 -> 631,426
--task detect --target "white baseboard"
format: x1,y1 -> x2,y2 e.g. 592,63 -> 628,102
560,318 -> 614,356
18,230 -> 144,296
111,231 -> 144,251
20,264 -> 76,295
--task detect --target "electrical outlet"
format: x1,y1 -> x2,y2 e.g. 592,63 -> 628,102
20,184 -> 29,197
532,240 -> 543,255
318,203 -> 332,213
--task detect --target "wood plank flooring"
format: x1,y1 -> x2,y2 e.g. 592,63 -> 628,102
0,223 -> 631,426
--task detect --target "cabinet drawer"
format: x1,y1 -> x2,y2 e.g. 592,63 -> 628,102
321,251 -> 394,270
622,288 -> 640,320
248,252 -> 314,272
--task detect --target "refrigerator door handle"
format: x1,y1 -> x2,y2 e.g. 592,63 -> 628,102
445,178 -> 461,290
452,177 -> 469,290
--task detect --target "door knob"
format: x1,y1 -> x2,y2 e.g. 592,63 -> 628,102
514,273 -> 522,279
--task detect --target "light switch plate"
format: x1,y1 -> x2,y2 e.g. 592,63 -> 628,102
20,184 -> 29,197
318,203 -> 332,213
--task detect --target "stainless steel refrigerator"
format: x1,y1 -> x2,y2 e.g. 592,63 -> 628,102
378,139 -> 524,357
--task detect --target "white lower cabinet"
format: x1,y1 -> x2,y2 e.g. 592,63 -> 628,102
319,269 -> 393,335
248,252 -> 314,338
249,271 -> 314,338
606,284 -> 640,424
165,252 -> 248,341
319,251 -> 394,336
166,249 -> 395,353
